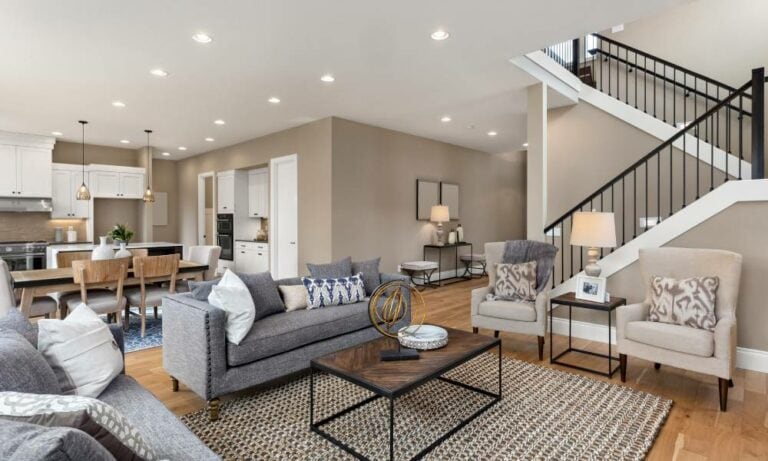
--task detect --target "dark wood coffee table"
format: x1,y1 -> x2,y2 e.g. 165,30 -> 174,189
310,327 -> 501,461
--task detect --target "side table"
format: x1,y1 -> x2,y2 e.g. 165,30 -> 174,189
549,292 -> 626,378
423,242 -> 473,286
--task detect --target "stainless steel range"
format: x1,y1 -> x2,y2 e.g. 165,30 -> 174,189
0,241 -> 48,271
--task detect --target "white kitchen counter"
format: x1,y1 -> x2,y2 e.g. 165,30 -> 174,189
46,242 -> 183,268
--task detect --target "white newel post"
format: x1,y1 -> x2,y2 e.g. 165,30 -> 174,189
526,83 -> 548,242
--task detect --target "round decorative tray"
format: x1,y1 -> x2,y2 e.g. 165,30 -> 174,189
397,325 -> 448,350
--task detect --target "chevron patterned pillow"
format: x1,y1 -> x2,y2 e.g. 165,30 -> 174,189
302,273 -> 366,309
494,261 -> 538,302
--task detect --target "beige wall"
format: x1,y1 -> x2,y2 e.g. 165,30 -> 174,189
52,141 -> 139,167
331,118 -> 527,273
0,213 -> 86,242
176,118 -> 333,272
93,199 -> 143,242
151,158 -> 178,242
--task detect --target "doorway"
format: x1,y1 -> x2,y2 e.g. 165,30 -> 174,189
197,171 -> 216,247
269,154 -> 298,278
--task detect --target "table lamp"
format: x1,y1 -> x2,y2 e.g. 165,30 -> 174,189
430,205 -> 450,246
570,211 -> 616,277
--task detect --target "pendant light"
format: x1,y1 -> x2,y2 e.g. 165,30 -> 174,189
142,129 -> 155,203
75,120 -> 91,200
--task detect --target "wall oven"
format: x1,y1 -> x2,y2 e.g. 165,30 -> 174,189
216,214 -> 234,261
0,241 -> 48,271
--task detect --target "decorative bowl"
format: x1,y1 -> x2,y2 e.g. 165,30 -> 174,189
397,325 -> 448,350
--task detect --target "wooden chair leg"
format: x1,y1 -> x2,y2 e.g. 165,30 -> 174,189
472,327 -> 478,334
154,306 -> 158,319
171,376 -> 179,392
537,336 -> 545,361
654,362 -> 661,370
124,306 -> 130,331
140,305 -> 147,338
728,378 -> 734,388
619,354 -> 627,382
494,330 -> 500,338
718,378 -> 729,411
208,398 -> 220,421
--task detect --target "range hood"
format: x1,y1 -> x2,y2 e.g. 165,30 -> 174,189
0,198 -> 53,213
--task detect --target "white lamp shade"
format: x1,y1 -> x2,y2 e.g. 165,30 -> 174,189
430,205 -> 450,223
570,211 -> 617,248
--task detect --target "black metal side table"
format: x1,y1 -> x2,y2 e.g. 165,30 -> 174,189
423,242 -> 473,286
549,292 -> 626,378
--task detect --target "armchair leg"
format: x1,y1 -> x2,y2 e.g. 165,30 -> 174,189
472,327 -> 478,334
654,362 -> 661,370
208,398 -> 220,421
494,330 -> 499,338
718,378 -> 729,411
619,354 -> 627,382
537,336 -> 544,361
171,376 -> 179,392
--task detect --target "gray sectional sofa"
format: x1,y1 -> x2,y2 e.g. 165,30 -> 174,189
0,310 -> 219,461
163,273 -> 410,420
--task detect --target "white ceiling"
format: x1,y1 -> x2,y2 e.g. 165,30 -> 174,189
0,0 -> 684,159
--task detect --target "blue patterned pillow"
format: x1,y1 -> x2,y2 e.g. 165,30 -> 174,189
302,273 -> 366,309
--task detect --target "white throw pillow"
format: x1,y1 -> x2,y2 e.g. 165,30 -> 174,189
208,269 -> 256,345
278,284 -> 308,311
37,304 -> 124,398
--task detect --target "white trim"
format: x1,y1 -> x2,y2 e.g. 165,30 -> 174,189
549,317 -> 768,373
87,164 -> 146,174
0,130 -> 56,149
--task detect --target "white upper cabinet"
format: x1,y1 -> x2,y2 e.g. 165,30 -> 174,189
89,165 -> 145,199
0,145 -> 17,196
217,170 -> 248,215
248,168 -> 269,218
51,164 -> 89,219
0,136 -> 53,198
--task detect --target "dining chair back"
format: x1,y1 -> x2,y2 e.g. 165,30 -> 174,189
71,258 -> 130,304
127,254 -> 180,337
0,260 -> 59,319
186,246 -> 221,280
56,251 -> 93,268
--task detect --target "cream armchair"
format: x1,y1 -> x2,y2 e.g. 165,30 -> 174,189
471,242 -> 548,360
617,247 -> 742,411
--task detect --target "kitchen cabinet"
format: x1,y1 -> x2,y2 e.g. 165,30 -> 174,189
248,168 -> 269,218
89,165 -> 145,199
235,241 -> 269,273
51,164 -> 89,218
0,144 -> 52,198
217,170 -> 248,214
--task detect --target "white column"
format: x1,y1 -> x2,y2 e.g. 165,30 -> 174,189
526,83 -> 547,241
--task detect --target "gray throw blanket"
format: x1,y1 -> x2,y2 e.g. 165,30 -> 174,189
502,240 -> 559,292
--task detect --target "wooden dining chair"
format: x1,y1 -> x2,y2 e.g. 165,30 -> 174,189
0,260 -> 58,319
64,258 -> 129,325
50,250 -> 94,316
125,254 -> 180,337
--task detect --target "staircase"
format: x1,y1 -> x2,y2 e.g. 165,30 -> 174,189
516,33 -> 767,293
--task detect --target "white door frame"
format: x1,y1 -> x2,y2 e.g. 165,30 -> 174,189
269,154 -> 298,277
197,171 -> 216,248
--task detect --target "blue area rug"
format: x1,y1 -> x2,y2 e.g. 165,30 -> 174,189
101,309 -> 164,353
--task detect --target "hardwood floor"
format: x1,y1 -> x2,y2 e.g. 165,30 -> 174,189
127,277 -> 768,460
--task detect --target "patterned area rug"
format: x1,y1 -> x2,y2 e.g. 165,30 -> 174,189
101,309 -> 163,353
182,353 -> 672,460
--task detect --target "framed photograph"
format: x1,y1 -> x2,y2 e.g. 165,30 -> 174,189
575,274 -> 607,303
416,179 -> 440,220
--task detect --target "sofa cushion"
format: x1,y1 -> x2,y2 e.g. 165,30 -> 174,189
307,256 -> 352,278
352,258 -> 381,296
227,301 -> 372,366
626,321 -> 714,357
98,375 -> 219,461
278,284 -> 308,311
494,261 -> 537,302
477,300 -> 536,322
188,278 -> 221,301
0,308 -> 38,347
303,273 -> 366,309
649,275 -> 719,331
0,330 -> 61,394
0,419 -> 116,461
208,270 -> 256,345
236,272 -> 286,318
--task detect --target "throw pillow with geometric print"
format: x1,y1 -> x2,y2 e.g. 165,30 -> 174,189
649,275 -> 719,331
495,260 -> 538,302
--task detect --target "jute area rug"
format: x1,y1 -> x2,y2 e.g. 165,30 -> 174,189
182,354 -> 672,460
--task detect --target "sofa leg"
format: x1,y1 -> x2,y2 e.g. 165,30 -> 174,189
208,398 -> 220,421
494,330 -> 499,338
718,378 -> 729,411
619,354 -> 627,383
171,376 -> 179,392
728,378 -> 734,388
537,336 -> 544,361
472,327 -> 478,334
654,362 -> 661,370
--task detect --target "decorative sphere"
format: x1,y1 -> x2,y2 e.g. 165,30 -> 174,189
368,281 -> 425,338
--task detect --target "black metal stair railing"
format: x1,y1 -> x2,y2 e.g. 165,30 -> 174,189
544,70 -> 766,288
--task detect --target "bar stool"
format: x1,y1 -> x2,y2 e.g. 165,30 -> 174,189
400,261 -> 439,290
460,253 -> 487,278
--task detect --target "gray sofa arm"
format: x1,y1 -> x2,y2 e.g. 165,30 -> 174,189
380,272 -> 409,284
162,294 -> 227,401
108,324 -> 125,374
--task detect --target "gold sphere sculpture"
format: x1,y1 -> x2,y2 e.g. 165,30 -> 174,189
368,281 -> 426,338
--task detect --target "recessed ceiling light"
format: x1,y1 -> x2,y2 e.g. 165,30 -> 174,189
320,74 -> 335,83
430,29 -> 450,41
268,97 -> 281,104
112,101 -> 126,108
213,119 -> 226,125
51,131 -> 63,136
192,33 -> 213,44
150,68 -> 168,77
178,146 -> 187,151
161,152 -> 171,157
205,137 -> 214,142
487,131 -> 498,137
120,139 -> 130,144
440,116 -> 451,123
523,142 -> 529,148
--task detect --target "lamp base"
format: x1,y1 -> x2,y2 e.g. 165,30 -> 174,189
435,223 -> 445,246
584,246 -> 602,277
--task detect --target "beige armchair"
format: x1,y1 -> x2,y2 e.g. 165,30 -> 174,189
617,247 -> 742,411
471,242 -> 548,360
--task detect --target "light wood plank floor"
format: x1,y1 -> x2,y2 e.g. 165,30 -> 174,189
127,277 -> 768,460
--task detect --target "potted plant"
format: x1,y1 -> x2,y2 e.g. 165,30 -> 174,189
109,223 -> 134,245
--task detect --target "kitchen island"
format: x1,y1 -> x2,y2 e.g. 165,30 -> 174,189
46,242 -> 183,268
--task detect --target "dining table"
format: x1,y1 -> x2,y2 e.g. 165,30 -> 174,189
10,260 -> 209,318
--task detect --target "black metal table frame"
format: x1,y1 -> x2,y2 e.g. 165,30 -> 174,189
549,299 -> 625,378
309,341 -> 501,461
422,242 -> 473,287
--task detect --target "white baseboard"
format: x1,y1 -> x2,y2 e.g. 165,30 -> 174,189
550,317 -> 768,373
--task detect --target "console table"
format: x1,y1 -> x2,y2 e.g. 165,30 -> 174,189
423,242 -> 473,286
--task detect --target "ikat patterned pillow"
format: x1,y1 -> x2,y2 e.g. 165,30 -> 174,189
494,261 -> 538,302
649,275 -> 719,331
302,272 -> 366,309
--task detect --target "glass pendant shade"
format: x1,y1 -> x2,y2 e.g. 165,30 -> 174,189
143,187 -> 155,203
75,120 -> 91,201
142,129 -> 154,203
